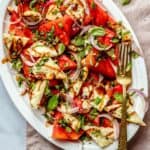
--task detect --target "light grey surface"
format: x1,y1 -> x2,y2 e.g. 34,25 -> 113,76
0,79 -> 26,150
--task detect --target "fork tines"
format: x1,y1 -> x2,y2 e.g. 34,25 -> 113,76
118,42 -> 132,75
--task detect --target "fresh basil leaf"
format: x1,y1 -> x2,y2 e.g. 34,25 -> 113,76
11,58 -> 23,72
47,95 -> 59,111
111,38 -> 120,43
59,118 -> 68,127
29,0 -> 37,9
78,115 -> 85,128
114,93 -> 123,102
78,45 -> 91,58
36,57 -> 49,68
120,0 -> 131,5
58,43 -> 66,54
94,97 -> 102,105
89,27 -> 105,37
65,126 -> 72,133
73,36 -> 85,46
131,51 -> 139,59
90,108 -> 99,119
91,1 -> 96,9
45,85 -> 51,97
55,0 -> 63,6
16,76 -> 24,87
126,62 -> 132,72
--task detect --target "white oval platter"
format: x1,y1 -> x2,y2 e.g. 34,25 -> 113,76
0,0 -> 148,150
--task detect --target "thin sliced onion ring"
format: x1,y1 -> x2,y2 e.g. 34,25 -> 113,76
80,25 -> 94,36
113,119 -> 120,140
98,74 -> 104,83
10,17 -> 22,25
89,36 -> 112,51
22,16 -> 42,27
42,0 -> 54,16
65,93 -> 74,103
20,54 -> 35,67
3,16 -> 22,26
109,59 -> 117,73
128,88 -> 149,113
29,53 -> 36,63
94,0 -> 107,11
128,88 -> 147,99
69,52 -> 81,81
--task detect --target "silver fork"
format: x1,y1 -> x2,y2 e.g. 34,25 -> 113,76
117,42 -> 132,150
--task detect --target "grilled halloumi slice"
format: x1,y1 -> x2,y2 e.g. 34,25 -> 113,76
69,67 -> 89,96
83,126 -> 114,139
64,0 -> 85,22
30,80 -> 47,109
23,10 -> 42,24
91,88 -> 110,112
84,126 -> 114,148
46,4 -> 62,20
58,103 -> 77,114
111,103 -> 145,126
63,114 -> 81,131
3,33 -> 29,51
72,80 -> 83,96
32,58 -> 66,80
27,41 -> 58,58
82,86 -> 93,98
105,103 -> 121,112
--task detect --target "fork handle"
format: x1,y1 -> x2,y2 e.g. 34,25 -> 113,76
118,85 -> 127,150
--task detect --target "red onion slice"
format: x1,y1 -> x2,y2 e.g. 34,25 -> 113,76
98,74 -> 104,83
20,54 -> 35,67
29,53 -> 36,63
69,52 -> 81,81
94,0 -> 107,11
10,17 -> 22,25
42,0 -> 54,16
99,114 -> 113,121
70,69 -> 81,82
113,119 -> 120,140
4,16 -> 22,25
89,36 -> 112,51
80,25 -> 94,36
109,59 -> 117,73
22,17 -> 42,27
65,93 -> 74,103
128,88 -> 147,99
128,88 -> 149,113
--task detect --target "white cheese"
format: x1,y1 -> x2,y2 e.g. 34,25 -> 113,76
64,114 -> 81,131
82,85 -> 93,98
64,0 -> 85,22
82,100 -> 91,110
46,4 -> 62,20
3,33 -> 29,51
23,10 -> 41,19
112,103 -> 146,126
72,80 -> 83,95
30,80 -> 47,109
86,128 -> 113,148
28,41 -> 58,57
32,58 -> 66,80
